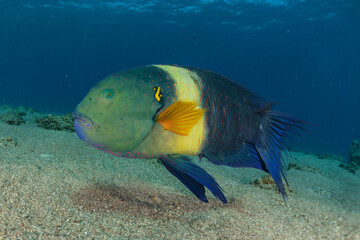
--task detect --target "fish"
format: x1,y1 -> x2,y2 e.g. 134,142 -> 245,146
73,64 -> 304,203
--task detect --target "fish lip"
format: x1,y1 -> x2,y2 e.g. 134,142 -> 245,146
73,111 -> 99,128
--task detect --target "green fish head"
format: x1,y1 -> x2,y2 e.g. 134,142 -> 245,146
74,68 -> 163,153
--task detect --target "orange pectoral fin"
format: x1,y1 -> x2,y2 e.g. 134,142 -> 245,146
155,100 -> 206,136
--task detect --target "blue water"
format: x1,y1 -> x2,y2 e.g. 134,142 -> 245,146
0,0 -> 359,157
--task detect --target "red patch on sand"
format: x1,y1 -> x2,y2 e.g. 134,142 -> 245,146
71,183 -> 248,220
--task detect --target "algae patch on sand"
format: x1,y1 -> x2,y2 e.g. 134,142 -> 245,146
36,113 -> 74,132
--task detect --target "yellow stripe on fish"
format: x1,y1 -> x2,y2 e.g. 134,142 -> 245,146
153,65 -> 207,155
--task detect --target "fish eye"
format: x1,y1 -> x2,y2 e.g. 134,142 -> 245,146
102,89 -> 114,99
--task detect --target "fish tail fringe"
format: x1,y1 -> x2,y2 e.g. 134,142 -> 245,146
257,111 -> 305,200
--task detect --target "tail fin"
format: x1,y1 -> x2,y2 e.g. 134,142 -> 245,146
256,111 -> 305,200
203,102 -> 305,200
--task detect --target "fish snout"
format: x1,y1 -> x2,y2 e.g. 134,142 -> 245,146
73,111 -> 99,130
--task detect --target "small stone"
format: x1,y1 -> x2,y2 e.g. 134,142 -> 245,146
152,196 -> 163,204
0,137 -> 17,148
252,174 -> 293,193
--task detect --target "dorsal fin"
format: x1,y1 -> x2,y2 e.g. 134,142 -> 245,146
255,102 -> 278,114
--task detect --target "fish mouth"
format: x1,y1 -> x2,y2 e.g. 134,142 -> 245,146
73,110 -> 100,142
73,111 -> 100,142
73,111 -> 99,129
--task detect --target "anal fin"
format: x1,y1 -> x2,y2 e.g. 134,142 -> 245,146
204,143 -> 267,171
203,142 -> 288,200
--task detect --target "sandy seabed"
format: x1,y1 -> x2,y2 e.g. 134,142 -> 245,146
0,120 -> 359,240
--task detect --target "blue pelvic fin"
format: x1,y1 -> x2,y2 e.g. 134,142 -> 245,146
159,155 -> 227,203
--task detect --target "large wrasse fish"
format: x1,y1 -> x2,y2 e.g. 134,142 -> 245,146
74,64 -> 304,203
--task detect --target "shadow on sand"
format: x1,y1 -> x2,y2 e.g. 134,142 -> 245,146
71,182 -> 249,220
